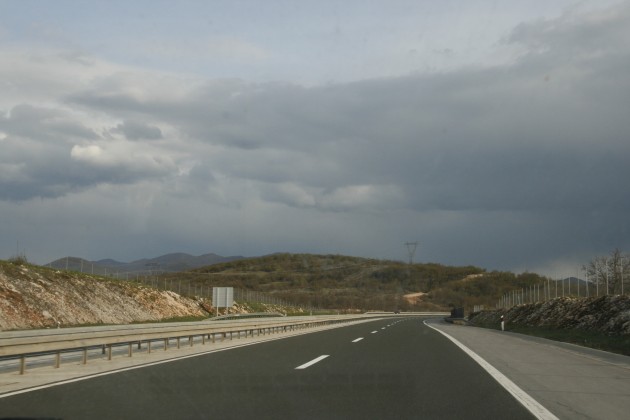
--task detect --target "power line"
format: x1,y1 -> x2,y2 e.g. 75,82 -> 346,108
405,242 -> 418,265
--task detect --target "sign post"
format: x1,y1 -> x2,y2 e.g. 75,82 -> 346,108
212,287 -> 234,316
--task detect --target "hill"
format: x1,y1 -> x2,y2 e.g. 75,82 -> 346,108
162,253 -> 544,311
46,253 -> 243,276
1,252 -> 561,329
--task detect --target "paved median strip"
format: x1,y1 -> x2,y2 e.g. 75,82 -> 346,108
295,355 -> 329,370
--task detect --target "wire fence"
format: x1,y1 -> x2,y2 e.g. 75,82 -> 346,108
128,274 -> 315,311
497,276 -> 628,309
43,262 -> 316,312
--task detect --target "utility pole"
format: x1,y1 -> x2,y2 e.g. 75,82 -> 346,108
405,242 -> 418,265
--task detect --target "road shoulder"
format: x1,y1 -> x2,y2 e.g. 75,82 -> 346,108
425,318 -> 630,420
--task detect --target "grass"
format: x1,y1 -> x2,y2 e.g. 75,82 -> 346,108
473,322 -> 630,356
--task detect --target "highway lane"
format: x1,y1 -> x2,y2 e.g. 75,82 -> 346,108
0,317 -> 537,419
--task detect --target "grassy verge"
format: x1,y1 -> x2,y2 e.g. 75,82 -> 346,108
472,322 -> 630,356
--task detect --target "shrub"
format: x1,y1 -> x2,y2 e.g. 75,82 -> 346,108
8,254 -> 28,266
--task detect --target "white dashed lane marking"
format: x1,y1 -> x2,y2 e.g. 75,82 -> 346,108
295,355 -> 329,370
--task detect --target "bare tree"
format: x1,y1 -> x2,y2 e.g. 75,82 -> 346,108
583,249 -> 630,295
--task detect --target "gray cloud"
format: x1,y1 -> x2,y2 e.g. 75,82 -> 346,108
2,2 -> 630,274
110,120 -> 163,140
0,104 -> 176,201
1,104 -> 98,141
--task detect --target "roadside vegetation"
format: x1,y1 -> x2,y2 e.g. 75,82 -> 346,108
160,253 -> 550,313
471,322 -> 630,356
468,295 -> 630,356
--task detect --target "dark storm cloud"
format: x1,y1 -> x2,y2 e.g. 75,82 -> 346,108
2,2 -> 629,273
64,27 -> 630,214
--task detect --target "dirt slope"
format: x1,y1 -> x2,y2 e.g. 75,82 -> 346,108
0,261 -> 207,330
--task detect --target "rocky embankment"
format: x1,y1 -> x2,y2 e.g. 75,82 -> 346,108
0,260 -> 208,330
468,295 -> 630,335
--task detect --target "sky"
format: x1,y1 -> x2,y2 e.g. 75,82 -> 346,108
1,0 -> 629,278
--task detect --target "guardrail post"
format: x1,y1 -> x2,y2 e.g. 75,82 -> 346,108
128,343 -> 133,357
55,352 -> 60,368
19,356 -> 25,375
108,345 -> 112,360
189,336 -> 193,347
202,334 -> 206,345
148,341 -> 152,354
82,348 -> 88,364
177,337 -> 181,349
164,338 -> 168,351
212,333 -> 216,343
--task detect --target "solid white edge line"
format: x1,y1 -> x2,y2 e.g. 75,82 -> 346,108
295,355 -> 329,370
423,320 -> 558,420
352,338 -> 364,343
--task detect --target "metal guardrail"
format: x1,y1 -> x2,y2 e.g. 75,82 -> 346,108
210,312 -> 285,321
0,315 -> 367,374
0,312 -> 448,375
364,311 -> 450,316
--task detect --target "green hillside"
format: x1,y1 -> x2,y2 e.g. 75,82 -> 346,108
160,253 -> 547,312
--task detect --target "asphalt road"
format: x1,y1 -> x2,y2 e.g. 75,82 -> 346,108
0,317 -> 535,419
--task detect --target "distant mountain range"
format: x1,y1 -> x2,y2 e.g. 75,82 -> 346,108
46,253 -> 244,276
